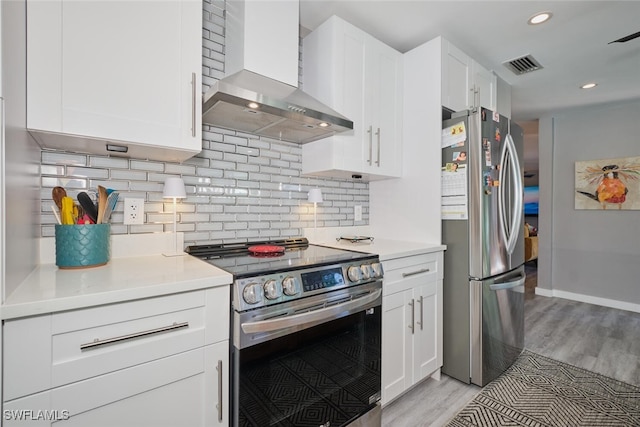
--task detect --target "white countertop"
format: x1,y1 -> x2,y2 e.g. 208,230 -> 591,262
1,234 -> 233,320
312,237 -> 446,261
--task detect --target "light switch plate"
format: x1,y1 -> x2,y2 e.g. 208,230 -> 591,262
354,205 -> 362,221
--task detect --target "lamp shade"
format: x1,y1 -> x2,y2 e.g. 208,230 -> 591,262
163,177 -> 186,199
308,188 -> 323,203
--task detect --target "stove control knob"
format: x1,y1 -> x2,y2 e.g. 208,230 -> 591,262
282,276 -> 299,296
371,263 -> 384,278
242,283 -> 263,305
361,264 -> 372,280
347,266 -> 363,282
263,279 -> 282,300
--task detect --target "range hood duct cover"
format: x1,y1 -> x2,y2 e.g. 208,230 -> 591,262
202,70 -> 353,144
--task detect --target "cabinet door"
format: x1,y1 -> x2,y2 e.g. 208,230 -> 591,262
472,60 -> 497,111
366,41 -> 402,177
3,342 -> 229,427
301,16 -> 401,181
442,40 -> 472,112
27,0 -> 201,160
381,290 -> 412,405
413,280 -> 440,383
338,24 -> 368,171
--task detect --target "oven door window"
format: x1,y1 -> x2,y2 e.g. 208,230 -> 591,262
234,306 -> 381,427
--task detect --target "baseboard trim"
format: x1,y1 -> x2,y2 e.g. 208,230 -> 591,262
534,287 -> 640,314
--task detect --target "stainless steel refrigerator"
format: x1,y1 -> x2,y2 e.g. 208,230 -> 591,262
441,107 -> 525,386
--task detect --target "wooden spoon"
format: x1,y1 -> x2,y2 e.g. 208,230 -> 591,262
52,186 -> 67,210
97,185 -> 108,224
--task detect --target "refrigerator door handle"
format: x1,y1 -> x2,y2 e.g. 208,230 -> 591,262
498,133 -> 524,255
489,274 -> 526,291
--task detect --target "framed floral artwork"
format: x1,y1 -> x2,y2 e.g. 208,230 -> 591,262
575,156 -> 640,210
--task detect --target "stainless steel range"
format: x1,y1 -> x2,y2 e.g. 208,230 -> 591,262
186,238 -> 383,427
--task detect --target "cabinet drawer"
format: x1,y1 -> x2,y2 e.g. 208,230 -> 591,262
383,252 -> 440,285
4,287 -> 229,401
3,341 -> 228,427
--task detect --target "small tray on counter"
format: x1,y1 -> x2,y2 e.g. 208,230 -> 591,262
336,236 -> 374,244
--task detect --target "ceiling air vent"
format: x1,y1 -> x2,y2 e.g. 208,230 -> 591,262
503,54 -> 543,75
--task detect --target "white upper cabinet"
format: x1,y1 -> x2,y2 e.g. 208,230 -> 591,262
26,0 -> 202,163
302,16 -> 403,181
441,41 -> 472,112
441,38 -> 497,113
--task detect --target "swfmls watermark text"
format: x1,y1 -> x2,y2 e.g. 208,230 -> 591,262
3,409 -> 70,421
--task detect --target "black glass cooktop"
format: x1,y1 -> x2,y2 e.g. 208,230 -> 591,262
186,239 -> 375,278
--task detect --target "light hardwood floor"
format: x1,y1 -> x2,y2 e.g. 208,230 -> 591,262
381,264 -> 640,426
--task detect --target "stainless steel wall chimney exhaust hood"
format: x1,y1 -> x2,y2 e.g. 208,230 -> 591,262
201,0 -> 353,144
202,70 -> 353,144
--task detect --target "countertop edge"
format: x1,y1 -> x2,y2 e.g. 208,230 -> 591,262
1,255 -> 233,320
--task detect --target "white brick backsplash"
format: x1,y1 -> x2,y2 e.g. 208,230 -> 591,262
89,156 -> 129,168
36,1 -> 369,246
165,163 -> 197,175
42,151 -> 87,166
129,160 -> 165,172
42,177 -> 87,189
66,166 -> 109,179
41,165 -> 65,176
110,170 -> 147,181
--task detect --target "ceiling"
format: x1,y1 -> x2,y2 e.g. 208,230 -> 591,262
299,1 -> 640,124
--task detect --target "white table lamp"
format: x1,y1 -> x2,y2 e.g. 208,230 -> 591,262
163,177 -> 187,257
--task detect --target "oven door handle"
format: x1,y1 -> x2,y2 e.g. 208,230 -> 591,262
241,289 -> 382,334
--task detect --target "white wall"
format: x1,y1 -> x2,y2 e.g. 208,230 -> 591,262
537,99 -> 640,310
2,0 -> 40,301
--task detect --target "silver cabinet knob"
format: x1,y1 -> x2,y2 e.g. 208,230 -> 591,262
263,279 -> 282,300
282,276 -> 299,296
242,283 -> 263,305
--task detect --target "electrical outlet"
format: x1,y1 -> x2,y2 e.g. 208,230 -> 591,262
123,198 -> 145,225
354,205 -> 363,221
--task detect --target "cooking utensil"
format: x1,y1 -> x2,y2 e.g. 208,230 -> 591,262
78,192 -> 98,224
102,192 -> 119,223
51,205 -> 62,225
61,197 -> 75,225
97,185 -> 108,224
52,186 -> 67,210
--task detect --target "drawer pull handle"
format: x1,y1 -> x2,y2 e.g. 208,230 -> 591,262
80,321 -> 189,351
216,359 -> 223,422
402,268 -> 430,278
408,298 -> 415,334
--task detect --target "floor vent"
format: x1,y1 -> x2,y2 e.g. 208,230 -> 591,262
503,55 -> 543,75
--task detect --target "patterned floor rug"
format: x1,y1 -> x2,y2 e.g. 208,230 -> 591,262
447,350 -> 640,426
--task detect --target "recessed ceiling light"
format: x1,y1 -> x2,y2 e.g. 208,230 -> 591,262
581,83 -> 598,89
528,11 -> 552,25
318,122 -> 330,127
247,102 -> 259,109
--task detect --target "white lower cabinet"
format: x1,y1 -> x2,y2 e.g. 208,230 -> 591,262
3,342 -> 228,427
381,251 -> 443,405
2,288 -> 230,426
